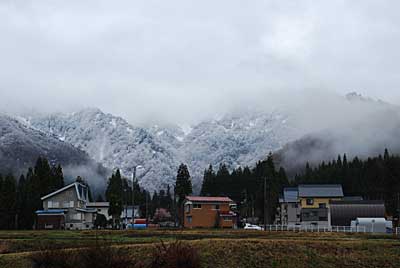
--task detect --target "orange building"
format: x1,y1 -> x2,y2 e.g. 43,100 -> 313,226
183,196 -> 237,228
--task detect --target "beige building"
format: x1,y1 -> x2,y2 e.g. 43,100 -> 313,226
36,182 -> 97,230
276,185 -> 344,227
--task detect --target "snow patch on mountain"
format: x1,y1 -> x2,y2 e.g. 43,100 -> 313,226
26,108 -> 303,193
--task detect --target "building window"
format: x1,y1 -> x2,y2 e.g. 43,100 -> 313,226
185,204 -> 191,213
213,204 -> 220,210
70,201 -> 74,208
319,217 -> 328,221
319,203 -> 326,209
306,199 -> 314,205
186,216 -> 192,224
294,203 -> 299,208
52,202 -> 59,208
48,201 -> 53,208
193,204 -> 202,209
222,216 -> 231,221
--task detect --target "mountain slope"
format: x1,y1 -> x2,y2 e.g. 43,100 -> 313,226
23,92 -> 400,190
276,93 -> 400,176
26,109 -> 302,192
0,114 -> 106,187
27,109 -> 182,192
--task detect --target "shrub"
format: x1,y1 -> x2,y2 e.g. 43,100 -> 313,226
30,249 -> 76,268
30,243 -> 141,268
149,240 -> 201,268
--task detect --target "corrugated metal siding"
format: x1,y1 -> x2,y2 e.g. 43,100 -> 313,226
330,202 -> 385,226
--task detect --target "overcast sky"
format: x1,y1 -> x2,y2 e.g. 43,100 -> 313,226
0,0 -> 400,124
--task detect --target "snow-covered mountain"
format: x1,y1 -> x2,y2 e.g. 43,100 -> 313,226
25,108 -> 303,192
17,92 -> 400,193
0,113 -> 106,187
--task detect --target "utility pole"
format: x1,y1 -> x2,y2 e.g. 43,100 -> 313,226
145,191 -> 148,226
132,167 -> 136,222
124,189 -> 127,228
264,177 -> 267,230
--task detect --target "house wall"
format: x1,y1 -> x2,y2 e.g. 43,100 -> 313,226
278,202 -> 301,226
184,202 -> 233,228
41,185 -> 95,230
36,215 -> 65,230
43,187 -> 79,210
300,198 -> 342,209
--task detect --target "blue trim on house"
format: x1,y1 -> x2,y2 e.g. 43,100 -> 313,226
36,209 -> 66,215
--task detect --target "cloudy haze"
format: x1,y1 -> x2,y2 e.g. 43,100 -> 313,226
1,0 -> 400,124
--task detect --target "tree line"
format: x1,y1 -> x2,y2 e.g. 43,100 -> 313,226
200,154 -> 289,224
294,149 -> 400,217
200,149 -> 400,223
0,157 -> 64,229
104,163 -> 192,227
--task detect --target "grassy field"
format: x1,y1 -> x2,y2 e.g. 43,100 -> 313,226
1,229 -> 400,268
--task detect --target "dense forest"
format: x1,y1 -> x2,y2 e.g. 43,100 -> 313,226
200,154 -> 289,224
0,157 -> 174,229
200,149 -> 400,221
294,149 -> 400,216
2,148 -> 400,229
0,157 -> 64,229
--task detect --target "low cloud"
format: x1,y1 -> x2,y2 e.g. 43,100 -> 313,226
0,1 -> 399,125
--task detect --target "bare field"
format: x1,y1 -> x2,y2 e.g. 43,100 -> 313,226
1,229 -> 400,268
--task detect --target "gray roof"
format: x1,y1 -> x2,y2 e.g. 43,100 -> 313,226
298,184 -> 344,198
283,187 -> 299,203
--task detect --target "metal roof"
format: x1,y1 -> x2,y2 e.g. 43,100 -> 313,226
283,187 -> 299,203
41,182 -> 88,201
185,196 -> 234,203
298,184 -> 344,198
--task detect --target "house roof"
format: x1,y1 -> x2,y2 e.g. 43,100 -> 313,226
298,184 -> 344,198
330,200 -> 385,205
185,196 -> 234,203
283,187 -> 299,203
41,182 -> 87,201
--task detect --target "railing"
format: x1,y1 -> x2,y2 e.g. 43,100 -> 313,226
264,224 -> 367,233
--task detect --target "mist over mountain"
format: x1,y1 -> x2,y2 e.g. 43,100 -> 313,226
3,92 -> 399,193
276,92 -> 400,175
23,107 -> 303,193
0,114 -> 108,190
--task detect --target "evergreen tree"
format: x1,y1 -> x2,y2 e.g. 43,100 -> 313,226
200,165 -> 215,196
16,175 -> 29,229
0,174 -> 17,229
105,169 -> 124,227
166,185 -> 173,212
174,164 -> 192,206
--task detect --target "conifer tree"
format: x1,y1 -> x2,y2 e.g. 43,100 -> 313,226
106,169 -> 124,227
200,165 -> 215,196
174,164 -> 192,206
0,174 -> 17,229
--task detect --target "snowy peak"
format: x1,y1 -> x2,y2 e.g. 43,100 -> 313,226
26,107 -> 300,193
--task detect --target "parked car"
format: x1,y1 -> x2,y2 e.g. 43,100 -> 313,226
244,223 -> 262,230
